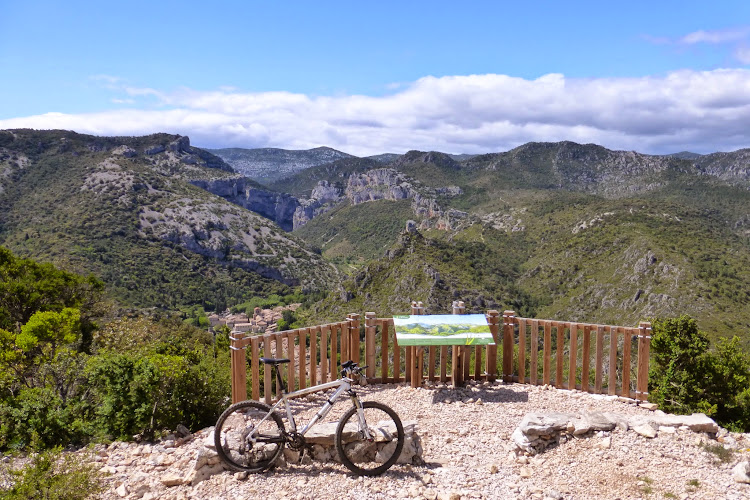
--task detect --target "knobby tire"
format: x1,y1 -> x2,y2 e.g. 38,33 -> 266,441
334,401 -> 404,476
214,400 -> 285,473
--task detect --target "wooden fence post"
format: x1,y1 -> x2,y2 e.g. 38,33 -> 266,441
609,326 -> 618,396
556,322 -> 565,387
518,319 -> 526,384
349,313 -> 361,364
636,321 -> 652,402
543,321 -> 552,385
230,330 -> 247,403
503,310 -> 516,383
569,323 -> 578,390
450,302 -> 464,386
263,334 -> 273,404
410,301 -> 423,388
286,331 -> 296,392
365,312 -> 376,379
594,325 -> 604,393
486,310 -> 500,382
343,314 -> 352,363
250,336 -> 260,401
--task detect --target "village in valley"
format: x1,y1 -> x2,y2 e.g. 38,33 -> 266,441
208,304 -> 299,336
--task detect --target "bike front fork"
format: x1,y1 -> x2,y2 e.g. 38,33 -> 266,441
349,394 -> 374,440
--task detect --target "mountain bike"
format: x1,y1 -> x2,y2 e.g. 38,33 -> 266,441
214,358 -> 404,476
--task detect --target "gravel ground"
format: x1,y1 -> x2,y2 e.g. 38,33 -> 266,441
6,380 -> 743,499
120,380 -> 750,500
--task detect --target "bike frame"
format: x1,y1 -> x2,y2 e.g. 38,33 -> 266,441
254,366 -> 373,441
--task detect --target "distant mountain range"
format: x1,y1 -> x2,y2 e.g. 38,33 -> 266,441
206,146 -> 353,184
206,147 -> 479,185
3,129 -> 750,344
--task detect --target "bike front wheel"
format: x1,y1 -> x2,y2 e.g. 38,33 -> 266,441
214,400 -> 285,473
334,401 -> 404,476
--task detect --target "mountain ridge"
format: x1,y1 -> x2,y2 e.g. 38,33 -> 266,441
206,146 -> 353,184
0,129 -> 338,310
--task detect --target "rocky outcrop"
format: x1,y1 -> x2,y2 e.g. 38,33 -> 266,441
412,194 -> 470,231
512,409 -> 719,455
342,168 -> 468,231
346,168 -> 417,204
189,178 -> 301,231
292,181 -> 344,229
694,149 -> 750,186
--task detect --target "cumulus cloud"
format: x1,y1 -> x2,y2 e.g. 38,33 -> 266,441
3,69 -> 750,155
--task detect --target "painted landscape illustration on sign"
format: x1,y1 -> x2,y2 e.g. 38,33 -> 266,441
393,314 -> 494,346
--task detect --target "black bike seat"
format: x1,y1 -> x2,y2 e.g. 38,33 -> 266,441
260,357 -> 291,365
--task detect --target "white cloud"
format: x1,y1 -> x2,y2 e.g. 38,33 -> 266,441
650,26 -> 750,65
736,46 -> 750,64
680,27 -> 750,45
4,69 -> 750,156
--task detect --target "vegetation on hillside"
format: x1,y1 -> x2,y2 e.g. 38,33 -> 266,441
0,129 -> 331,311
294,199 -> 414,272
649,316 -> 750,431
0,247 -> 230,451
306,230 -> 539,322
0,447 -> 104,499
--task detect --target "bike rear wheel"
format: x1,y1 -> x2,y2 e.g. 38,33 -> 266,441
214,400 -> 285,472
334,401 -> 404,476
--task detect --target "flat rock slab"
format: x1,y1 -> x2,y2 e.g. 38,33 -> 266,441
517,412 -> 577,436
513,411 -> 719,454
305,420 -> 418,445
572,412 -> 617,435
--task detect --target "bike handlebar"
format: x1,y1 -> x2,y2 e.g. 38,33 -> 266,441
340,360 -> 368,377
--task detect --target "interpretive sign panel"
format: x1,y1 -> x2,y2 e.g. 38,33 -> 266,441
393,314 -> 495,346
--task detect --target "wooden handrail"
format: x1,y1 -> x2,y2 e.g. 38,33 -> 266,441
229,311 -> 651,403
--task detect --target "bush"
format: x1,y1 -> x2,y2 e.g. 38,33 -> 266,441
85,349 -> 229,441
649,316 -> 750,431
0,447 -> 103,500
0,387 -> 71,450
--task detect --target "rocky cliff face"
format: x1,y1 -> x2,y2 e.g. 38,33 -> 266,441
189,178 -> 301,232
346,168 -> 418,203
694,149 -> 750,185
292,181 -> 343,230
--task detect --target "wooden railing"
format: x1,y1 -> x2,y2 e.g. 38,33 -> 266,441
229,314 -> 362,404
229,310 -> 651,404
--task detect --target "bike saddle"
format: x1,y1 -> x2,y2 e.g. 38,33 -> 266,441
260,357 -> 291,365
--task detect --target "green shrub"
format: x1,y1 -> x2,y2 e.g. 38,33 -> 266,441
649,316 -> 750,431
0,387 -> 70,450
0,447 -> 103,500
85,349 -> 229,441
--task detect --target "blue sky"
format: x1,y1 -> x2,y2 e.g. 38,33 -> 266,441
2,1 -> 750,155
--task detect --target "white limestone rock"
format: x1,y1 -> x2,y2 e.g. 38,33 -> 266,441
733,461 -> 750,483
633,424 -> 657,438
